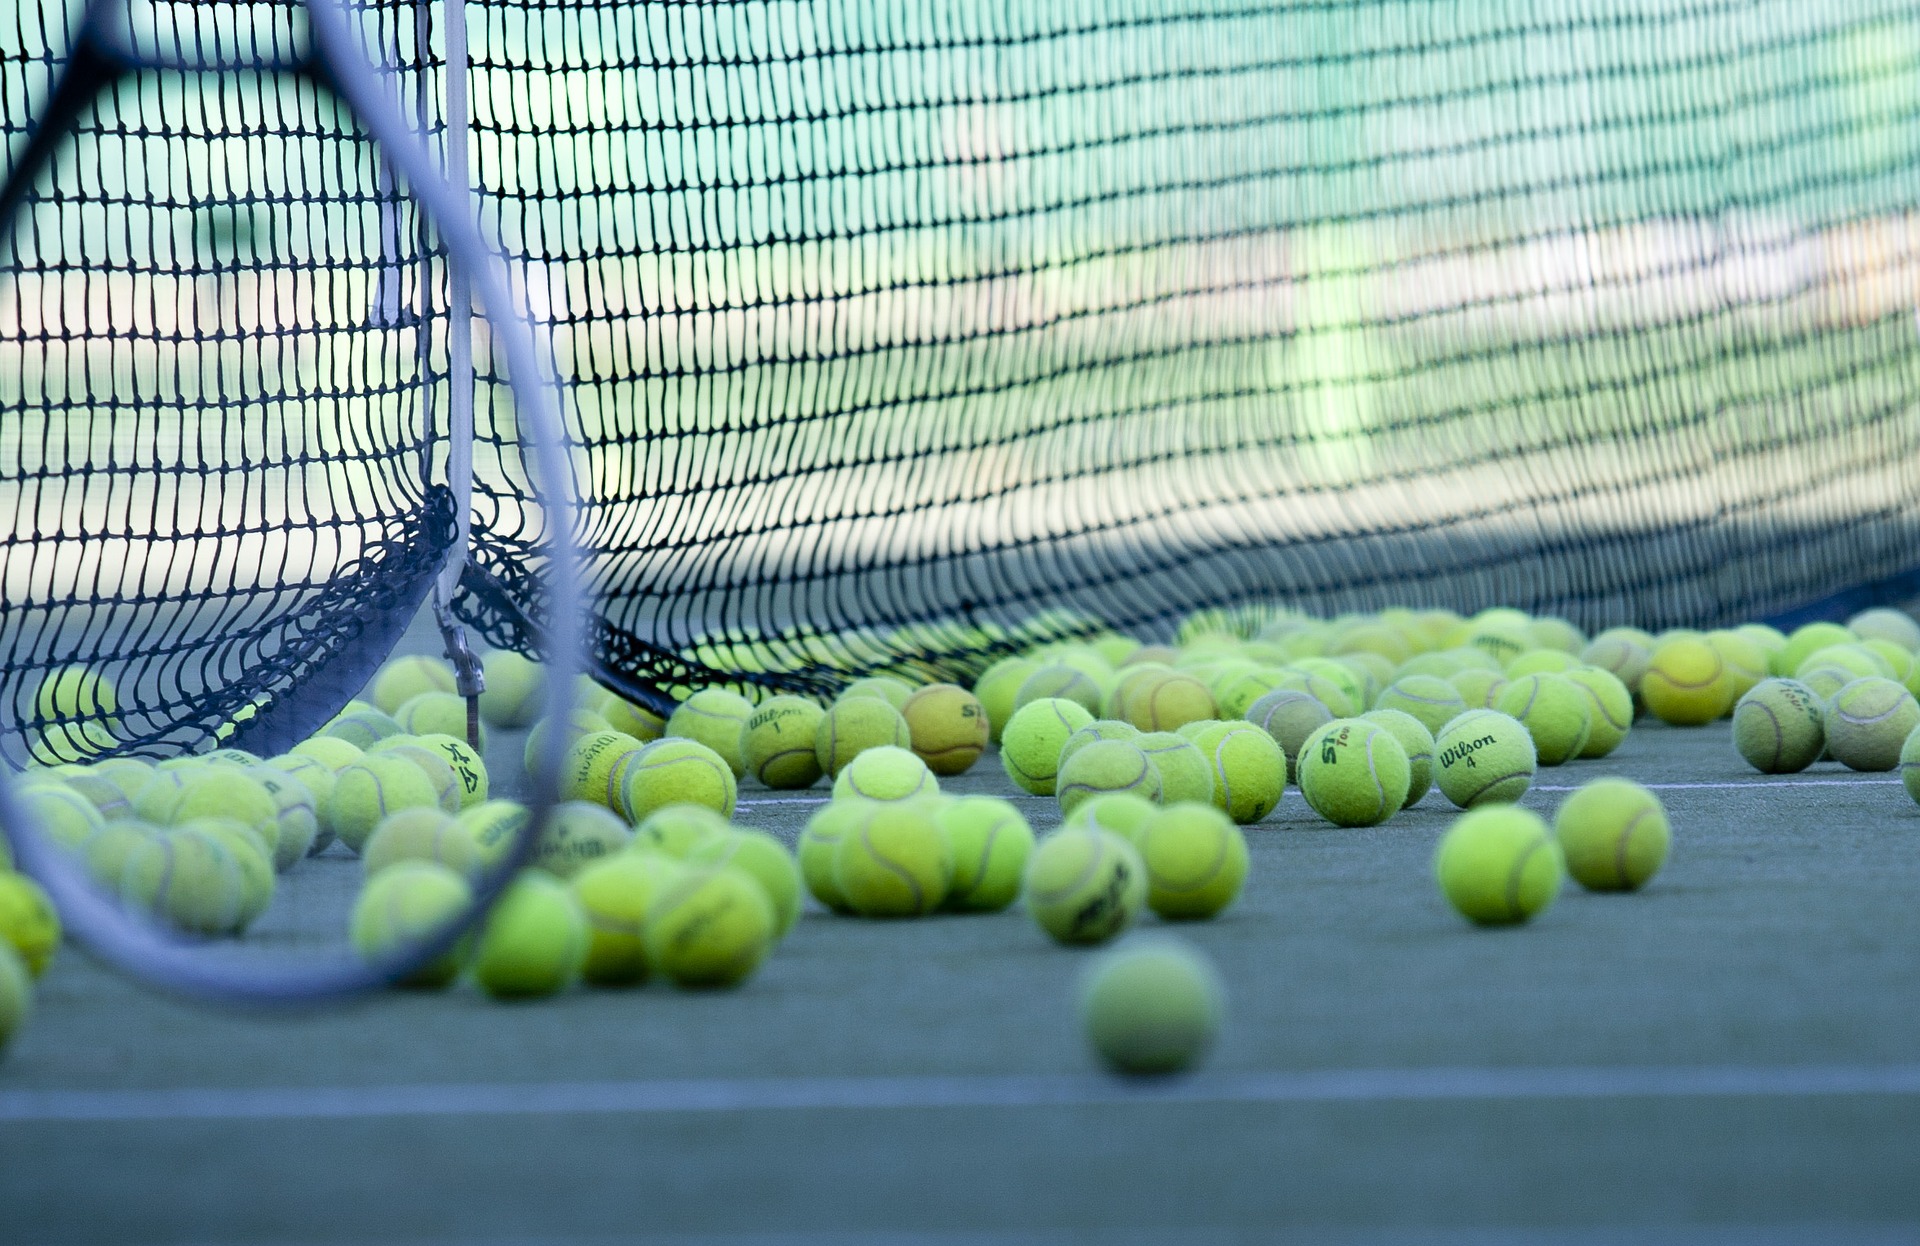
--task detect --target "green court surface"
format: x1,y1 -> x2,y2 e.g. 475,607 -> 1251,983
5,636 -> 1920,1243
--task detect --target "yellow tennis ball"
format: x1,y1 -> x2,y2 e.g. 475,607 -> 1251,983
32,664 -> 117,721
1293,660 -> 1368,716
1024,827 -> 1146,945
1707,629 -> 1770,707
838,676 -> 917,711
250,767 -> 320,869
1900,728 -> 1920,805
396,692 -> 487,750
139,768 -> 280,848
1434,709 -> 1536,808
901,683 -> 990,775
363,807 -> 482,879
118,829 -> 247,936
1434,805 -> 1563,925
531,801 -> 633,878
1000,697 -> 1095,796
523,708 -> 615,777
1504,648 -> 1579,678
0,873 -> 61,977
1826,677 -> 1920,772
643,866 -> 776,987
1448,668 -> 1510,710
1298,719 -> 1410,827
1134,803 -> 1248,920
560,729 -> 647,809
973,657 -> 1039,743
933,796 -> 1034,913
1779,621 -> 1856,679
349,861 -> 474,989
813,697 -> 912,778
1014,664 -> 1104,717
479,650 -> 547,727
1245,688 -> 1332,785
570,852 -> 688,986
1493,673 -> 1592,766
16,780 -> 106,852
1182,722 -> 1285,824
1079,936 -> 1224,1076
1581,629 -> 1653,697
371,742 -> 462,814
831,745 -> 939,802
290,736 -> 364,771
1359,708 -> 1434,808
471,873 -> 588,999
631,804 -> 731,858
1642,637 -> 1734,725
1056,740 -> 1162,817
326,755 -> 444,854
833,802 -> 952,917
1063,792 -> 1160,845
620,738 -> 738,823
1059,721 -> 1142,771
797,801 -> 870,912
742,696 -> 826,789
401,734 -> 488,810
1373,675 -> 1467,735
369,655 -> 457,716
666,689 -> 755,777
0,945 -> 30,1053
456,800 -> 532,870
1563,666 -> 1634,759
687,828 -> 803,938
320,708 -> 407,751
180,819 -> 275,930
1120,671 -> 1218,732
57,769 -> 132,823
1552,777 -> 1670,892
591,690 -> 667,743
1135,733 -> 1214,806
1732,678 -> 1827,773
79,821 -> 155,891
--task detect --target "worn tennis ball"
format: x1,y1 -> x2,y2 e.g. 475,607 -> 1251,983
662,689 -> 754,779
370,655 -> 457,716
1563,666 -> 1634,759
1360,708 -> 1435,808
0,944 -> 30,1052
456,800 -> 532,871
1581,629 -> 1653,697
1079,936 -> 1224,1076
325,755 -> 446,855
1245,688 -> 1333,784
1297,719 -> 1410,827
1434,709 -> 1537,808
568,852 -> 687,986
900,683 -> 990,775
1134,732 -> 1214,806
642,866 -> 775,988
630,804 -> 731,859
1025,827 -> 1146,945
362,807 -> 483,879
117,829 -> 247,936
621,738 -> 739,822
471,873 -> 588,999
741,696 -> 826,789
290,736 -> 364,772
1552,778 -> 1670,892
1825,677 -> 1920,772
831,802 -> 952,917
1641,637 -> 1732,726
251,768 -> 320,870
1493,673 -> 1593,766
349,861 -> 474,989
1000,697 -> 1096,795
1014,664 -> 1105,717
0,873 -> 60,977
1134,803 -> 1248,920
687,828 -> 803,937
478,650 -> 546,727
531,801 -> 634,878
1056,740 -> 1163,818
1186,722 -> 1285,824
933,796 -> 1034,913
1849,608 -> 1920,651
972,657 -> 1038,743
797,801 -> 869,913
1372,675 -> 1467,735
371,742 -> 461,814
1434,805 -> 1564,925
831,745 -> 940,803
1732,678 -> 1827,773
812,696 -> 912,778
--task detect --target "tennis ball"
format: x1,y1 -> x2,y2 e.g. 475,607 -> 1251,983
973,657 -> 1038,743
291,736 -> 364,771
1015,664 -> 1105,716
1103,664 -> 1171,719
180,820 -> 275,930
1297,719 -> 1410,827
1056,740 -> 1162,817
0,944 -> 30,1052
631,804 -> 731,858
456,800 -> 532,870
1850,608 -> 1920,651
373,742 -> 462,814
1493,673 -> 1592,766
33,664 -> 116,721
1461,617 -> 1533,668
900,683 -> 990,775
370,655 -> 457,715
1360,709 -> 1435,808
621,738 -> 738,822
59,770 -> 132,823
934,796 -> 1034,913
470,873 -> 588,999
1553,778 -> 1670,892
1060,721 -> 1142,770
1434,805 -> 1563,925
1000,697 -> 1095,795
478,650 -> 547,727
1121,671 -> 1219,733
688,828 -> 803,937
251,768 -> 319,870
1064,792 -> 1160,845
91,757 -> 158,804
1213,667 -> 1286,719
396,692 -> 486,750
742,696 -> 826,789
1373,675 -> 1467,735
523,708 -> 615,778
1581,630 -> 1653,696
798,801 -> 869,912
666,689 -> 754,777
1079,935 -> 1223,1076
327,756 -> 444,854
1448,669 -> 1510,710
1025,827 -> 1146,945
398,734 -> 487,810
1504,649 -> 1580,678
1294,659 -> 1369,717
1563,666 -> 1634,759
1245,688 -> 1333,784
17,781 -> 106,851
833,802 -> 952,917
1779,621 -> 1858,679
590,689 -> 668,744
1732,678 -> 1827,773
570,852 -> 687,986
561,729 -> 647,809
813,696 -> 912,777
1434,710 -> 1537,808
1134,803 -> 1248,920
1135,733 -> 1214,806
531,801 -> 634,878
349,861 -> 473,988
118,830 -> 247,936
321,708 -> 406,749
1899,727 -> 1920,805
1186,723 -> 1285,824
838,676 -> 917,711
1862,639 -> 1916,685
363,807 -> 483,879
1826,677 -> 1920,772
139,768 -> 280,844
1707,630 -> 1770,707
643,866 -> 775,988
0,873 -> 60,977
1335,621 -> 1413,665
1528,616 -> 1588,655
1641,637 -> 1733,725
832,745 -> 939,803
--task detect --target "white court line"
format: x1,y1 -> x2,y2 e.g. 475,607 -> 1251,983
5,1064 -> 1920,1123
